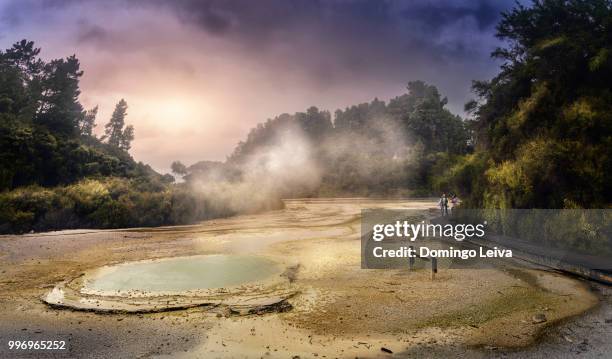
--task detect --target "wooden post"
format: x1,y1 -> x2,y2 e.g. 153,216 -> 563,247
431,257 -> 438,280
409,245 -> 415,271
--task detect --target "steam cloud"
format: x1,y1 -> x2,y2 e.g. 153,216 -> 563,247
185,115 -> 416,214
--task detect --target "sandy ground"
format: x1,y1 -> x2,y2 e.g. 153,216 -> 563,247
0,198 -> 607,358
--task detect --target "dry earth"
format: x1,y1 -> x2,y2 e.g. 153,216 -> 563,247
0,198 -> 606,358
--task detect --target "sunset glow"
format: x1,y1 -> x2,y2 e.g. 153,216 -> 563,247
0,0 -> 511,172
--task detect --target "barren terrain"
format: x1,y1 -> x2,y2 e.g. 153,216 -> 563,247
0,199 -> 606,358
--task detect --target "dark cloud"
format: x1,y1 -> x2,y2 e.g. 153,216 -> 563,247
143,0 -> 515,84
0,0 -> 520,111
399,0 -> 503,31
76,22 -> 108,44
0,0 -> 79,28
0,0 -> 522,170
153,0 -> 510,39
2,0 -> 515,78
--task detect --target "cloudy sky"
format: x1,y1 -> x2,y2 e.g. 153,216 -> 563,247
0,0 -> 517,173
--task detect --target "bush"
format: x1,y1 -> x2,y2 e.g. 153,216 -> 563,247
0,178 -> 231,233
0,186 -> 55,232
431,153 -> 489,206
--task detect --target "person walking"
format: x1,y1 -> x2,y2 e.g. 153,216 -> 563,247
450,194 -> 459,214
439,193 -> 448,216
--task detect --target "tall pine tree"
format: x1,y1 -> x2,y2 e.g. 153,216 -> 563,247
103,99 -> 134,151
79,105 -> 98,137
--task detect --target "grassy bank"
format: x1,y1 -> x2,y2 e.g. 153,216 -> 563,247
0,177 -> 239,233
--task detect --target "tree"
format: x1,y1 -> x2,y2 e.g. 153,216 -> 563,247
103,99 -> 134,151
296,106 -> 333,140
4,39 -> 44,81
2,40 -> 44,120
171,161 -> 188,177
120,124 -> 134,151
37,55 -> 85,134
459,0 -> 612,208
79,106 -> 98,137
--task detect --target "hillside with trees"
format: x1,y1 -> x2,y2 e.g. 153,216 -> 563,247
0,40 -> 154,190
442,0 -> 612,209
0,40 -> 178,232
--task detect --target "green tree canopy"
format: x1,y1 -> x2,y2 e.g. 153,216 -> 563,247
79,105 -> 98,137
458,0 -> 612,208
0,40 -> 145,191
103,99 -> 134,151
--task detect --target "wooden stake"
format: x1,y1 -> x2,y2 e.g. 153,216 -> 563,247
409,245 -> 415,271
431,257 -> 438,280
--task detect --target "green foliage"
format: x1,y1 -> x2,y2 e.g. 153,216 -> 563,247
37,55 -> 84,135
465,209 -> 612,256
0,186 -> 54,233
0,178 -> 222,233
388,81 -> 470,154
457,0 -> 612,208
423,151 -> 493,208
79,106 -> 98,137
0,117 -> 155,190
229,107 -> 334,164
171,160 -> 188,177
0,40 -> 147,192
0,40 -> 177,233
103,99 -> 134,151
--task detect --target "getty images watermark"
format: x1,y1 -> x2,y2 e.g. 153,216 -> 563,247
364,213 -> 511,265
360,208 -> 612,271
369,219 -> 511,259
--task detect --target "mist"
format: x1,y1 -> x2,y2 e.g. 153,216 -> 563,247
188,124 -> 322,213
182,112 -> 417,214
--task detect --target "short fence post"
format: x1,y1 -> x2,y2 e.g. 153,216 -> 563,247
409,245 -> 415,271
431,257 -> 437,280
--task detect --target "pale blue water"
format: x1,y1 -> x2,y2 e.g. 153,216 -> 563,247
86,255 -> 280,292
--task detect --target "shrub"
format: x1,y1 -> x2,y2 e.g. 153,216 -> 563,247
0,177 -> 237,233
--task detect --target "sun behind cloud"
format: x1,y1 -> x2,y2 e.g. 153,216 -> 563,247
151,97 -> 210,131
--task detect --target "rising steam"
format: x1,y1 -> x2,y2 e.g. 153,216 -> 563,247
185,115 -> 415,214
189,123 -> 321,213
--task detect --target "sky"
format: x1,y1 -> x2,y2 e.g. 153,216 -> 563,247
0,0 -> 517,173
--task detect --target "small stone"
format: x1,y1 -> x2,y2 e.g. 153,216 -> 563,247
532,313 -> 547,324
381,347 -> 393,354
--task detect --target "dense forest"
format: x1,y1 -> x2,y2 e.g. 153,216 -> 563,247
1,0 -> 610,233
0,40 -> 190,232
447,0 -> 612,208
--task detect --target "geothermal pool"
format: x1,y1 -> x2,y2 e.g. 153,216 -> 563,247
84,255 -> 281,293
42,198 -> 437,313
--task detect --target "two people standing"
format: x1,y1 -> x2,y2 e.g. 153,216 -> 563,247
438,193 -> 459,216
